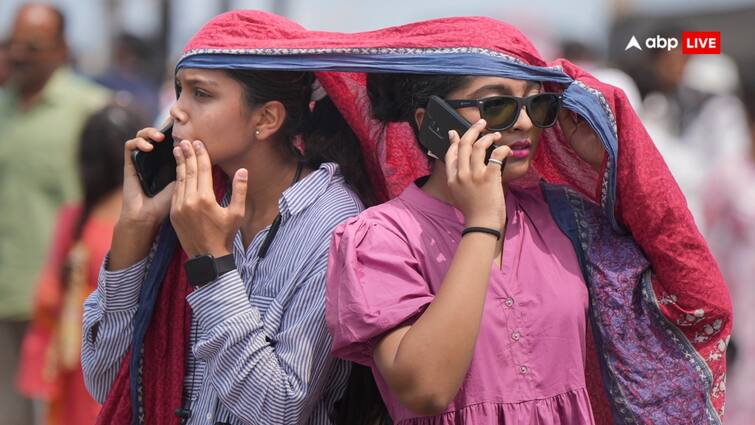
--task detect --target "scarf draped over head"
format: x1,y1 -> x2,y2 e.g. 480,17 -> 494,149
97,10 -> 732,425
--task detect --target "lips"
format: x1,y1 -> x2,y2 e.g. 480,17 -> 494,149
508,140 -> 532,150
507,139 -> 532,159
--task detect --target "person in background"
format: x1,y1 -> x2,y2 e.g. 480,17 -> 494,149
0,4 -> 109,424
640,27 -> 749,230
701,79 -> 755,425
16,103 -> 145,425
95,33 -> 161,122
0,40 -> 11,94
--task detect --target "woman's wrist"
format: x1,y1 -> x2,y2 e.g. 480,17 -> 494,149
185,244 -> 232,259
108,219 -> 159,271
117,214 -> 160,233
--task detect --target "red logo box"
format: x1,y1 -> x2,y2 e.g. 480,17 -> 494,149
682,32 -> 721,54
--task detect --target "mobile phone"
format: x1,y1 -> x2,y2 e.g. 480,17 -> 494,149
132,123 -> 177,197
418,95 -> 500,165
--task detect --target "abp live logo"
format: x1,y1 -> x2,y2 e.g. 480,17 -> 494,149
625,31 -> 721,54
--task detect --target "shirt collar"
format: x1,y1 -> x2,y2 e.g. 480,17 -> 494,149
278,162 -> 341,220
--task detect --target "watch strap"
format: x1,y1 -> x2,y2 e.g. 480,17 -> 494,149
214,253 -> 236,277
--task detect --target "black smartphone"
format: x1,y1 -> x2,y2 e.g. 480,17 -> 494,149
418,95 -> 500,164
132,123 -> 177,197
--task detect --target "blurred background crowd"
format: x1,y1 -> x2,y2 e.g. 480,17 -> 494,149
0,0 -> 753,424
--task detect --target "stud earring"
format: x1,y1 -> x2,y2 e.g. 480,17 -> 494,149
255,129 -> 261,136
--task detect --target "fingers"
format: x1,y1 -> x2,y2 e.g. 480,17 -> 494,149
136,127 -> 164,143
124,127 -> 164,176
470,132 -> 501,174
123,137 -> 154,176
447,122 -> 505,189
457,119 -> 486,178
173,140 -> 213,206
124,137 -> 156,154
173,144 -> 185,207
229,168 -> 248,221
485,145 -> 512,179
179,140 -> 198,198
193,140 -> 213,194
445,130 -> 461,184
558,108 -> 582,137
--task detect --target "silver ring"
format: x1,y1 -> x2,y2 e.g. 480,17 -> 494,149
488,158 -> 504,166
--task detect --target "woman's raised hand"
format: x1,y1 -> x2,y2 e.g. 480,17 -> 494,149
109,127 -> 177,270
169,140 -> 248,258
120,127 -> 176,227
558,109 -> 605,171
445,119 -> 512,232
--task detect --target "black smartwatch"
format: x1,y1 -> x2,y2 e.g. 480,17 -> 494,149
183,253 -> 236,287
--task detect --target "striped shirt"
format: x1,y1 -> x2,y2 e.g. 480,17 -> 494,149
82,163 -> 363,425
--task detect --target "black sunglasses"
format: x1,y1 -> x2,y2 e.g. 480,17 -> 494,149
444,93 -> 562,131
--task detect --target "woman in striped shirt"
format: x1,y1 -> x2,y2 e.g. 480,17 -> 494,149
80,11 -> 375,425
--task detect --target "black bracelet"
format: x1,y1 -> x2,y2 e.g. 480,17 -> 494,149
461,226 -> 501,240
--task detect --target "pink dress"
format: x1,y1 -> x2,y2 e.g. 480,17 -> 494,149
326,182 -> 595,424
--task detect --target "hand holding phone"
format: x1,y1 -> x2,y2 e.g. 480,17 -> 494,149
117,124 -> 177,230
419,95 -> 512,230
445,117 -> 511,231
110,126 -> 177,270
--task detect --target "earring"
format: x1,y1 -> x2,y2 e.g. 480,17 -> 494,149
255,129 -> 261,136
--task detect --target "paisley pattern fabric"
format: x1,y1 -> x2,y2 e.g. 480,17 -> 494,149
544,183 -> 727,424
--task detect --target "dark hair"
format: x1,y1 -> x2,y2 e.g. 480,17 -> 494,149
367,73 -> 470,136
74,104 -> 145,240
58,104 -> 144,284
226,70 -> 378,207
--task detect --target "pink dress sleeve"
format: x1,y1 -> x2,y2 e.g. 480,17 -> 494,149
326,215 -> 434,366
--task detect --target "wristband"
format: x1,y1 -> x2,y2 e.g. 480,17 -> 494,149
461,226 -> 502,240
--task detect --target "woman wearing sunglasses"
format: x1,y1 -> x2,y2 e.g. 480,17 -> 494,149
323,16 -> 731,425
329,73 -> 599,424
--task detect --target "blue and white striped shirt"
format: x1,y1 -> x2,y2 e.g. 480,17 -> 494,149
82,163 -> 363,425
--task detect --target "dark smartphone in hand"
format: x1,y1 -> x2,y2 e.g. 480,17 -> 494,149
418,95 -> 500,165
132,123 -> 177,197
